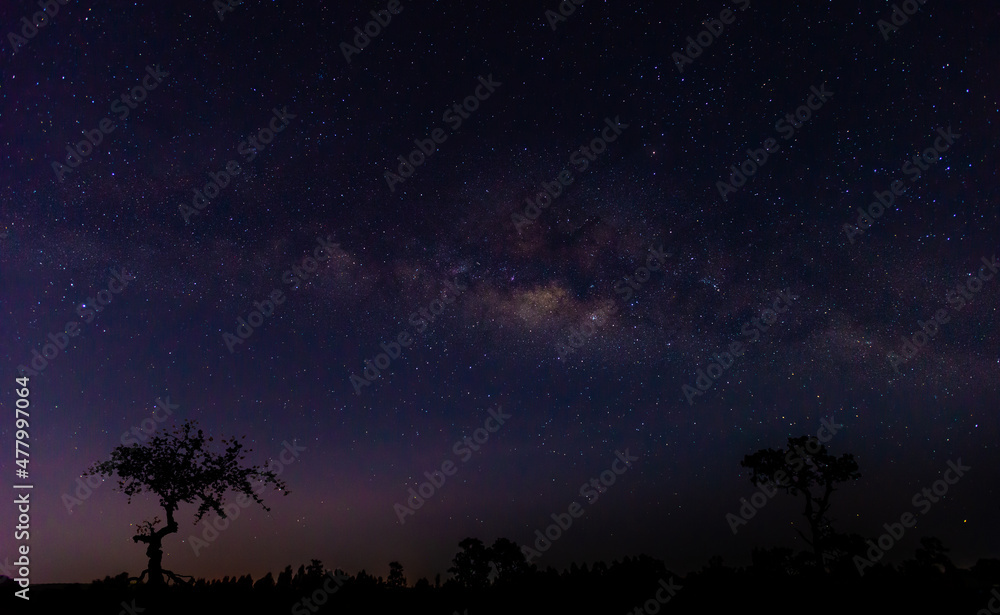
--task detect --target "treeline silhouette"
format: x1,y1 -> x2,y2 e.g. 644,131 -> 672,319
5,434 -> 993,613
3,536 -> 999,615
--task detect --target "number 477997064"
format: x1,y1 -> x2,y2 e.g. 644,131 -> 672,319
15,377 -> 30,472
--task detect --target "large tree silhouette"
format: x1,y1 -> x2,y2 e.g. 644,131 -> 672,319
85,419 -> 288,586
448,538 -> 493,589
740,435 -> 860,571
487,537 -> 531,584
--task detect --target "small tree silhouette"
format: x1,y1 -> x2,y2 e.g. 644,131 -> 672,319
84,419 -> 288,586
387,561 -> 406,588
740,435 -> 860,571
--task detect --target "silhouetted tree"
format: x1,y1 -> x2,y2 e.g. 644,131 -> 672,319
741,435 -> 859,571
293,564 -> 307,591
84,419 -> 288,586
448,538 -> 492,589
387,561 -> 406,588
276,565 -> 293,592
305,559 -> 326,588
237,574 -> 253,590
487,538 -> 531,584
253,572 -> 275,592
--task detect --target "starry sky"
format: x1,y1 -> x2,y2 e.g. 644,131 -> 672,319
1,0 -> 998,585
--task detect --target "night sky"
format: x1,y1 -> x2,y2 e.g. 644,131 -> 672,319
2,0 -> 998,586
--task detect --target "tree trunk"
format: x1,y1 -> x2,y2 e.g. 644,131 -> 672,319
810,517 -> 823,571
134,505 -> 178,586
145,537 -> 165,586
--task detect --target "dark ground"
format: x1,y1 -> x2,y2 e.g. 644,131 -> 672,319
4,549 -> 999,614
